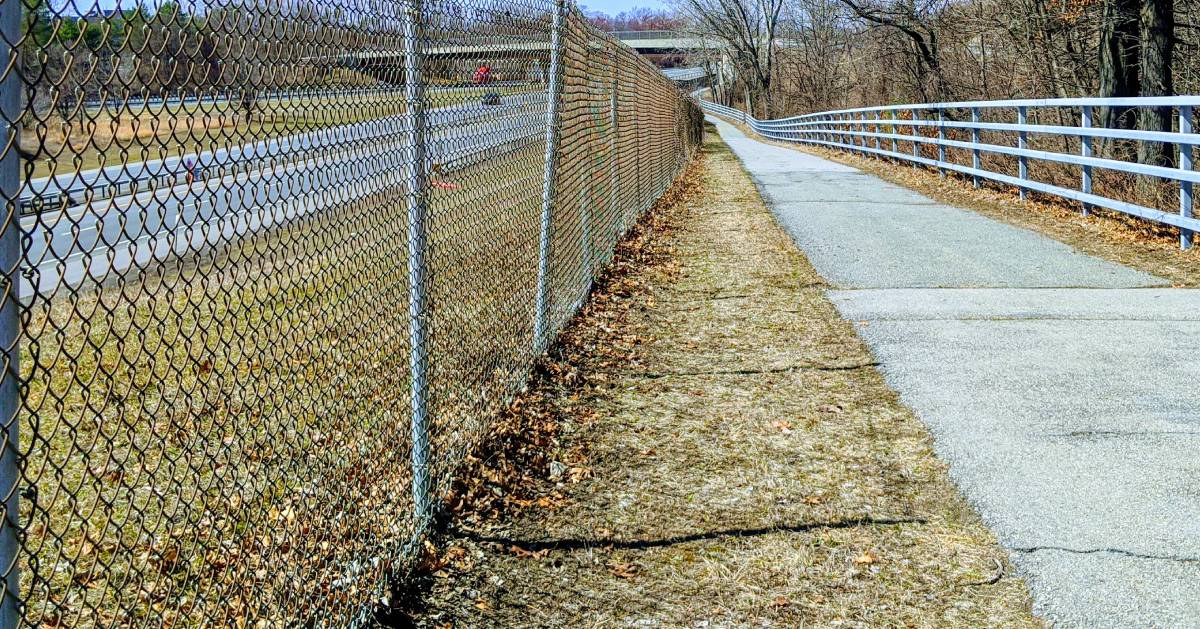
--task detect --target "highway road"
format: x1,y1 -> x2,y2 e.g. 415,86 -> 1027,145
21,90 -> 549,298
23,89 -> 546,211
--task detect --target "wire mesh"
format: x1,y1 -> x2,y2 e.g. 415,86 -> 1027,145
0,0 -> 702,625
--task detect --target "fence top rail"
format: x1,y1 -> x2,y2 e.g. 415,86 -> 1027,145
768,96 -> 1200,121
757,117 -> 1200,145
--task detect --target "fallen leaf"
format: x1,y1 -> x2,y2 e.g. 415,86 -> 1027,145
607,560 -> 639,578
770,595 -> 791,608
510,545 -> 549,560
853,550 -> 879,565
567,466 -> 592,483
770,420 -> 793,434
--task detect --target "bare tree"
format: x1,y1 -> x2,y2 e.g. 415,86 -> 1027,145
1099,0 -> 1139,129
835,0 -> 949,101
671,0 -> 785,117
775,0 -> 853,112
1138,0 -> 1174,166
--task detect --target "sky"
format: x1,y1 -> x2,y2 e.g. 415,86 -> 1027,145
579,0 -> 670,15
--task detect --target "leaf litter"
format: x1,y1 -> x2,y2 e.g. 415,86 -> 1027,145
395,126 -> 1044,628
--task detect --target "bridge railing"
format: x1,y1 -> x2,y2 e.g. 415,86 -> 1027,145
607,30 -> 685,41
702,97 -> 1198,249
0,0 -> 703,625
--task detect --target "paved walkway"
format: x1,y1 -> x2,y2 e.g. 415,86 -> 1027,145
710,116 -> 1200,629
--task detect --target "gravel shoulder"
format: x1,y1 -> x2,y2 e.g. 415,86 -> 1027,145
408,125 -> 1041,628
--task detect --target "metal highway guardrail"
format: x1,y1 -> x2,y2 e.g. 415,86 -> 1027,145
661,67 -> 708,82
607,30 -> 685,40
702,97 -> 1199,249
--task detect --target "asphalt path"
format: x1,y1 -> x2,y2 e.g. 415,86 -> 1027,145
709,115 -> 1200,629
22,91 -> 549,298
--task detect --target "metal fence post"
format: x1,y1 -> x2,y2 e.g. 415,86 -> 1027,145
0,0 -> 18,620
402,0 -> 432,523
971,107 -> 981,188
609,47 -> 620,240
1081,105 -> 1093,215
1181,105 -> 1194,250
533,0 -> 567,353
937,109 -> 946,177
580,184 -> 593,292
1018,105 -> 1029,201
635,70 -> 644,215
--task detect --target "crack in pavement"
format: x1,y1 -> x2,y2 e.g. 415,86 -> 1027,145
1046,430 -> 1200,439
1011,545 -> 1200,563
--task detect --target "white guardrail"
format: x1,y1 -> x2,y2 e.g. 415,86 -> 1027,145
662,67 -> 708,82
701,96 -> 1199,249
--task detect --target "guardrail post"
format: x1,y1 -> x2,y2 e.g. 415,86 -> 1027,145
852,113 -> 859,154
849,113 -> 856,151
0,0 -> 19,621
912,109 -> 922,163
402,0 -> 432,526
890,110 -> 898,156
857,112 -> 865,156
534,0 -> 568,353
1181,105 -> 1194,250
971,107 -> 981,188
1081,105 -> 1093,215
873,112 -> 881,157
937,109 -> 946,177
1018,105 -> 1029,201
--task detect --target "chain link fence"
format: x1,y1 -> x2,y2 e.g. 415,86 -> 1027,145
0,0 -> 702,624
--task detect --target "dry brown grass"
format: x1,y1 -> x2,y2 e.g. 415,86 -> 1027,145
405,125 -> 1041,628
20,143 -> 549,627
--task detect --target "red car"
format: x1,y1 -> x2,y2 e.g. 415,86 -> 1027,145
474,65 -> 501,105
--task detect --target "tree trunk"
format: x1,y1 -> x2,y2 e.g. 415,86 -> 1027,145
1098,0 -> 1139,130
1137,0 -> 1174,167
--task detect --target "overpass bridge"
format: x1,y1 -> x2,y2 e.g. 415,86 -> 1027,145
310,32 -> 716,85
609,30 -> 724,54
